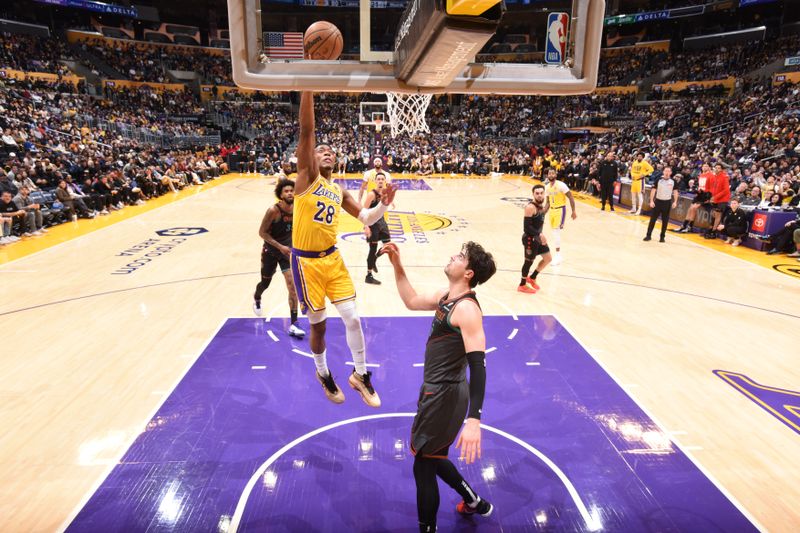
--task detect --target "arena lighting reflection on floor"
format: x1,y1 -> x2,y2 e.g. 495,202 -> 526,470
67,316 -> 756,532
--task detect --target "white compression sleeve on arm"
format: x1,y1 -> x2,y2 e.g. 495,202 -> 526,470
357,202 -> 388,226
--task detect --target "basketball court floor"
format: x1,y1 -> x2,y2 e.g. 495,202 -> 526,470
1,173 -> 798,532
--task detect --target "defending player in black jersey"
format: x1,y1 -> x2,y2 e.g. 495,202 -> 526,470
253,178 -> 305,338
362,171 -> 392,285
518,184 -> 552,294
380,241 -> 497,533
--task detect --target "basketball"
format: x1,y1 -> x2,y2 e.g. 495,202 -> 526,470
304,21 -> 343,60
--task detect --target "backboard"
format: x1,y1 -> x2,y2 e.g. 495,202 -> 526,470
227,0 -> 605,96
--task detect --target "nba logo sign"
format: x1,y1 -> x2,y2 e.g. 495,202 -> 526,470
545,13 -> 569,65
750,213 -> 767,233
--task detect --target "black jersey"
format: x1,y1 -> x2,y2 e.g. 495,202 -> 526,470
264,204 -> 292,254
423,291 -> 480,384
368,189 -> 389,234
524,202 -> 545,237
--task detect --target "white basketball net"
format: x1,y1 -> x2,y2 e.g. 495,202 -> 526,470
386,92 -> 433,138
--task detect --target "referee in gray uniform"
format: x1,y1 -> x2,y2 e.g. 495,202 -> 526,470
644,167 -> 679,243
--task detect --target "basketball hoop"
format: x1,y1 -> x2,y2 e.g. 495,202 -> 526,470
386,92 -> 433,138
374,117 -> 383,133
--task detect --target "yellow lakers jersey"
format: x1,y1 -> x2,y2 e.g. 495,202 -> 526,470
631,161 -> 653,180
293,176 -> 343,251
545,180 -> 569,209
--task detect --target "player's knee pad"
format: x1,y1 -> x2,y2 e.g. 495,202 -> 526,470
335,300 -> 360,328
307,308 -> 327,325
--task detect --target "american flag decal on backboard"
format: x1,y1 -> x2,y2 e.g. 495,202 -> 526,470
263,32 -> 304,59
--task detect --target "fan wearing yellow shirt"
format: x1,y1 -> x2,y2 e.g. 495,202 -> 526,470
358,157 -> 392,203
544,168 -> 577,265
629,152 -> 654,215
293,91 -> 397,407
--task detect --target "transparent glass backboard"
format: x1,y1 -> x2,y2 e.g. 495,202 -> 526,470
227,0 -> 605,96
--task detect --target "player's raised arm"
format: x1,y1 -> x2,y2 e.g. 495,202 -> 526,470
379,243 -> 444,311
296,91 -> 318,195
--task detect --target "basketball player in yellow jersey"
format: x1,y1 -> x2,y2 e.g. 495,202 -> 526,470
358,156 -> 392,203
629,152 -> 654,215
544,168 -> 577,265
293,91 -> 397,407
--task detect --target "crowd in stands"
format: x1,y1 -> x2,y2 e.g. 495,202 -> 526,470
1,28 -> 799,259
0,32 -> 74,75
664,36 -> 800,83
597,48 -> 667,87
0,79 -> 228,244
79,37 -> 234,84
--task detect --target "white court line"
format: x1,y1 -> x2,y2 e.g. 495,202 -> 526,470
58,318 -> 230,533
227,413 -> 601,532
267,330 -> 279,342
508,328 -> 518,340
526,362 -> 541,366
264,302 -> 284,323
486,346 -> 497,354
345,362 -> 380,368
480,294 -> 519,321
0,178 -> 241,269
292,348 -> 314,358
552,314 -> 765,532
251,365 -> 267,370
412,363 -> 425,367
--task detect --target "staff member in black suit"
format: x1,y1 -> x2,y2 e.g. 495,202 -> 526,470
597,152 -> 620,211
644,167 -> 679,243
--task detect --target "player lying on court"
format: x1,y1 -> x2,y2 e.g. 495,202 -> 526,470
292,90 -> 397,407
380,241 -> 497,532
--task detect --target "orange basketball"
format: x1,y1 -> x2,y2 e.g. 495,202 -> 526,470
304,21 -> 343,60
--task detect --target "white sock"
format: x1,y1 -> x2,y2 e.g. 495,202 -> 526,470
335,300 -> 367,375
313,349 -> 329,377
468,496 -> 481,508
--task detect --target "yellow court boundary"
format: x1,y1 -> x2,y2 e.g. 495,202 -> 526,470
0,173 -> 251,265
518,176 -> 800,280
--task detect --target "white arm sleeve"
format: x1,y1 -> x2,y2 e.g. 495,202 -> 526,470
357,202 -> 388,226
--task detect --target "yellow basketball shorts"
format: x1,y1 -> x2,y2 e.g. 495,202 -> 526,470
548,206 -> 566,229
290,247 -> 356,313
631,178 -> 643,194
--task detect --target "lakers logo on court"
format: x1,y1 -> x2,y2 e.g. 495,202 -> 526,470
155,227 -> 210,237
340,211 -> 467,244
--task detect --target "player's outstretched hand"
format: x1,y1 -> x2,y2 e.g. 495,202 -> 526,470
456,419 -> 482,465
382,182 -> 398,206
378,242 -> 400,265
